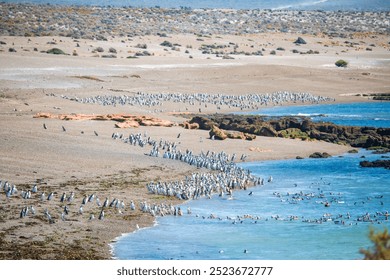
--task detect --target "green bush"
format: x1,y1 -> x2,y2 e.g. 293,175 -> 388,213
46,48 -> 67,55
335,59 -> 348,67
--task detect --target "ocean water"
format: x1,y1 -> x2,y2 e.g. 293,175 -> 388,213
114,102 -> 390,260
247,102 -> 390,128
3,0 -> 390,10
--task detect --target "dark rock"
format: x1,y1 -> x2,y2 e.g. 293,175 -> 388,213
359,160 -> 390,169
309,152 -> 332,158
348,149 -> 359,153
135,43 -> 148,49
160,40 -> 173,47
372,148 -> 390,154
294,37 -> 307,44
135,51 -> 152,56
296,156 -> 304,159
222,55 -> 234,59
189,116 -> 215,130
244,133 -> 256,141
256,125 -> 278,137
101,54 -> 117,58
186,114 -> 390,149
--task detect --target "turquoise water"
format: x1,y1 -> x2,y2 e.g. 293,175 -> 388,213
3,0 -> 390,10
248,102 -> 390,128
114,102 -> 390,260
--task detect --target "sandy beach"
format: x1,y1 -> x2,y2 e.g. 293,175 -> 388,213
0,4 -> 389,259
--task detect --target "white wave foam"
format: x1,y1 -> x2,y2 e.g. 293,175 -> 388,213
109,219 -> 159,259
330,114 -> 362,118
296,112 -> 324,117
273,0 -> 329,10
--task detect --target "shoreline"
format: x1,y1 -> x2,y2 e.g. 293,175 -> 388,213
109,218 -> 160,260
107,148 -> 354,260
107,107 -> 381,260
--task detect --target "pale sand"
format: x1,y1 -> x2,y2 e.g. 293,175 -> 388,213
0,32 -> 389,259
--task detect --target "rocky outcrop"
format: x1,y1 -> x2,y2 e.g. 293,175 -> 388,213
225,131 -> 256,140
115,120 -> 140,128
360,160 -> 390,169
187,116 -> 216,130
206,125 -> 256,141
34,113 -> 174,128
3,4 -> 387,39
186,114 -> 390,148
294,37 -> 307,44
182,121 -> 200,129
309,152 -> 332,158
209,125 -> 227,140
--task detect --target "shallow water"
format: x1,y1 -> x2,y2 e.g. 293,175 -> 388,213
114,102 -> 390,260
114,150 -> 389,260
246,102 -> 390,128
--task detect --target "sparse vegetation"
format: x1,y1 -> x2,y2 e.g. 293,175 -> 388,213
135,50 -> 152,56
72,76 -> 104,82
94,47 -> 104,53
335,59 -> 348,67
135,43 -> 147,49
366,93 -> 390,101
102,54 -> 117,58
160,40 -> 173,47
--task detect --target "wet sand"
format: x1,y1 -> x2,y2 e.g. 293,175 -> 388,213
1,7 -> 389,259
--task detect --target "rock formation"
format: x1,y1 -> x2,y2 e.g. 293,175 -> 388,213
186,114 -> 390,148
33,113 -> 175,128
360,160 -> 390,169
